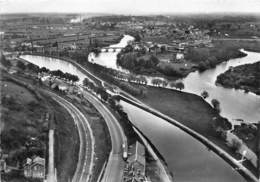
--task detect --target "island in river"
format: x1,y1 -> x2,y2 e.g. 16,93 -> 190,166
216,61 -> 260,95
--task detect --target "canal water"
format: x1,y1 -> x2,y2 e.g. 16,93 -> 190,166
20,53 -> 247,182
20,35 -> 258,182
89,35 -> 260,124
120,100 -> 245,182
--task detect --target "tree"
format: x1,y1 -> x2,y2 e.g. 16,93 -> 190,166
139,76 -> 147,85
175,82 -> 184,90
97,88 -> 109,101
201,90 -> 209,99
151,78 -> 162,86
230,138 -> 242,152
211,99 -> 221,113
1,55 -> 11,68
162,80 -> 168,87
16,61 -> 26,70
26,63 -> 40,73
160,45 -> 167,53
169,82 -> 176,88
123,45 -> 134,53
70,75 -> 79,82
39,67 -> 49,73
88,82 -> 95,90
83,78 -> 90,87
51,70 -> 64,77
92,48 -> 101,56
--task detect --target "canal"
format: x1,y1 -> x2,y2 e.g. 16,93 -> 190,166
19,35 -> 259,181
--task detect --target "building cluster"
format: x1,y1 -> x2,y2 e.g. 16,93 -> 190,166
123,141 -> 149,182
23,156 -> 45,179
39,72 -> 80,94
0,16 -> 122,55
0,147 -> 45,180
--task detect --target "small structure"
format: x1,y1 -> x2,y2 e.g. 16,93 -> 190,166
58,84 -> 69,92
176,52 -> 184,60
0,148 -> 8,173
127,141 -> 146,176
24,156 -> 45,179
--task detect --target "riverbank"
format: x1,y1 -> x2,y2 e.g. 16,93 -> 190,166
107,97 -> 172,181
8,56 -> 115,182
13,53 -> 171,181
132,86 -> 258,178
115,37 -> 251,81
216,61 -> 260,95
118,92 -> 258,181
18,52 -> 259,180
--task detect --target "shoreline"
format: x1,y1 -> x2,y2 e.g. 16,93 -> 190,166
19,52 -> 258,180
216,61 -> 260,96
118,94 -> 258,182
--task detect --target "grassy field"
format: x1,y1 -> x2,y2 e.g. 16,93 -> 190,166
136,86 -> 219,138
1,75 -> 49,181
135,86 -> 258,174
1,71 -> 80,182
1,79 -> 48,153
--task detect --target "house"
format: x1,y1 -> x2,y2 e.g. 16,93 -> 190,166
176,53 -> 184,60
0,158 -> 6,172
127,141 -> 146,176
0,148 -> 8,173
24,156 -> 45,179
58,84 -> 69,92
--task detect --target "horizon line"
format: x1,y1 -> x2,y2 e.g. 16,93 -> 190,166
1,11 -> 260,16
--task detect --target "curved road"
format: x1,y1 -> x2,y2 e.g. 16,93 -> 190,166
82,90 -> 126,182
47,92 -> 95,182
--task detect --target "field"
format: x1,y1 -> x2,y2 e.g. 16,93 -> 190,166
0,71 -> 80,182
135,86 -> 258,175
136,86 -> 219,137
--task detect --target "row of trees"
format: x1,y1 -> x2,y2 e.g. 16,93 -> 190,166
151,78 -> 168,87
49,70 -> 79,82
169,81 -> 185,90
200,90 -> 221,113
117,72 -> 185,91
15,60 -> 80,83
83,78 -> 109,101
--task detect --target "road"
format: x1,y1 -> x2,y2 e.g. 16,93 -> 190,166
82,90 -> 126,182
48,92 -> 95,182
47,129 -> 56,182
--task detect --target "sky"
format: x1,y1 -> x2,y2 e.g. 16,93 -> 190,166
1,0 -> 260,14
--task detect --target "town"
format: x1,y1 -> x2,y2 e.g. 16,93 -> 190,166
1,2 -> 260,182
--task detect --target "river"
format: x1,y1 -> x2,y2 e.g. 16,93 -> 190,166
181,49 -> 260,124
88,35 -> 134,72
89,36 -> 260,124
19,35 -> 258,182
20,55 -> 88,84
